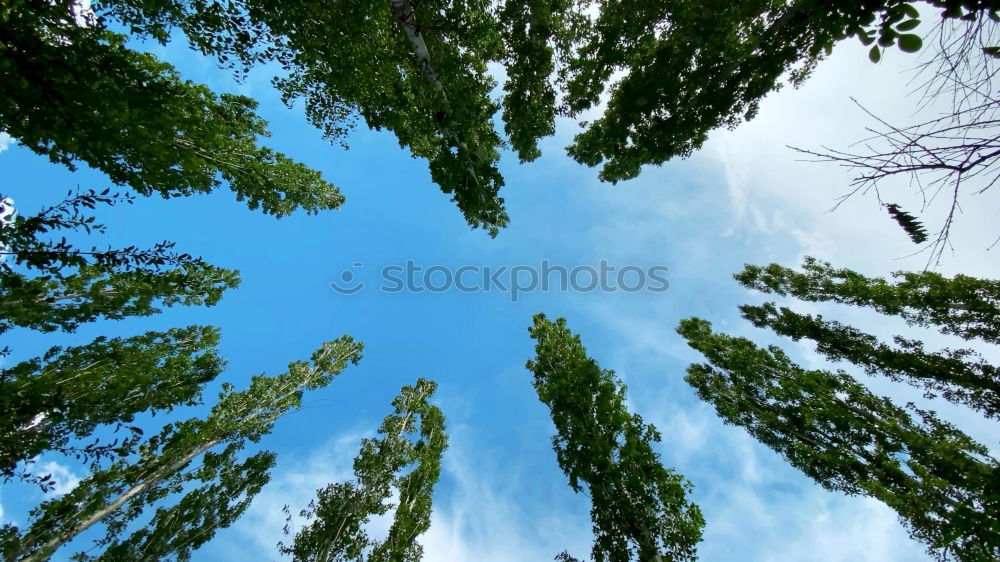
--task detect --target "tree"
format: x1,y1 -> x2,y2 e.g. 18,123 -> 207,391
83,1 -> 1000,238
732,258 -> 1000,420
281,377 -> 447,561
91,0 -> 510,234
2,335 -> 364,562
1,0 -> 344,217
0,325 -> 225,482
0,189 -> 240,334
527,314 -> 704,562
554,0 -> 996,183
677,317 -> 1000,561
734,256 -> 1000,343
739,301 -> 1000,418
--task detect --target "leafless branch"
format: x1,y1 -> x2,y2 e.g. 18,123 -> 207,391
792,14 -> 1000,266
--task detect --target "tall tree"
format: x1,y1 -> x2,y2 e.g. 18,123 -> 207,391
84,0 -> 1000,237
1,0 -> 344,217
732,257 -> 1000,415
551,0 -> 996,182
2,335 -> 363,562
739,301 -> 1000,418
0,325 -> 225,482
281,377 -> 447,561
527,314 -> 704,562
0,189 -> 240,334
92,0 -> 509,234
677,317 -> 1000,561
734,256 -> 1000,343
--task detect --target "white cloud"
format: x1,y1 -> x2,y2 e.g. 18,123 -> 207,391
419,426 -> 591,561
0,133 -> 11,153
33,461 -> 81,497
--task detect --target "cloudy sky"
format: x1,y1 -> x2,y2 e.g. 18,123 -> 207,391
2,16 -> 998,562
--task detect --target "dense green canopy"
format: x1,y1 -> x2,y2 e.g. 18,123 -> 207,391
1,0 -> 344,217
679,317 -> 1000,561
528,314 -> 704,562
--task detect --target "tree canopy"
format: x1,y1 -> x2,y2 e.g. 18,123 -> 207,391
9,0 -> 994,235
528,313 -> 704,562
92,0 -> 510,233
677,258 -> 1000,560
0,189 -> 240,334
0,325 -> 224,482
1,0 -> 344,217
679,317 -> 1000,561
282,377 -> 447,561
3,336 -> 363,561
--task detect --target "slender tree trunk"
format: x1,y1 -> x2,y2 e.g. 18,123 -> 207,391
386,0 -> 482,187
387,0 -> 446,97
19,438 -> 220,562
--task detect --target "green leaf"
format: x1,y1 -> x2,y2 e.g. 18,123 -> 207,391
895,19 -> 920,31
858,30 -> 875,46
869,45 -> 881,63
983,46 -> 1000,59
900,3 -> 920,19
897,34 -> 922,53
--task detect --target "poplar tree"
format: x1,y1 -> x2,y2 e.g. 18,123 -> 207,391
739,302 -> 1000,418
527,314 -> 704,562
282,377 -> 447,561
0,325 -> 225,481
0,189 -> 240,334
3,336 -> 363,562
92,0 -> 509,235
13,1 -> 998,233
734,257 -> 1000,343
1,0 -> 343,217
676,317 -> 1000,561
733,257 -> 1000,418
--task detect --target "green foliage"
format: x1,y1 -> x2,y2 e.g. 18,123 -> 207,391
95,0 -> 508,235
886,203 -> 930,244
527,314 -> 704,562
555,0 -> 997,182
281,377 -> 447,562
739,302 -> 1000,418
498,0 -> 582,163
11,0 -> 1000,233
1,0 -> 343,217
77,445 -> 276,562
0,189 -> 240,334
677,317 -> 1000,561
3,336 -> 363,561
0,325 -> 225,482
734,257 -> 1000,343
734,255 -> 1000,415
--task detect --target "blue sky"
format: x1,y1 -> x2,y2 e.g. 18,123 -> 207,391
2,20 -> 999,562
